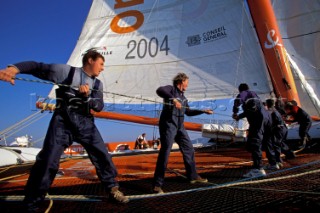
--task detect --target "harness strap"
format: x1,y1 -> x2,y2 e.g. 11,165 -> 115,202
62,66 -> 76,85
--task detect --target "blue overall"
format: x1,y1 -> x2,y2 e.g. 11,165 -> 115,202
13,62 -> 118,203
292,107 -> 312,140
233,90 -> 276,169
153,85 -> 204,187
269,108 -> 289,163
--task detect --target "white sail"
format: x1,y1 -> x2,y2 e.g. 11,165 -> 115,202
272,0 -> 320,116
45,0 -> 320,141
49,0 -> 273,104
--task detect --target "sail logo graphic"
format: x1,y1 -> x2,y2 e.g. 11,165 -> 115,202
82,47 -> 112,56
186,35 -> 201,46
202,26 -> 227,43
264,29 -> 282,49
186,26 -> 227,47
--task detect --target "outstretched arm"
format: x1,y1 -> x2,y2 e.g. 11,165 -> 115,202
185,101 -> 213,116
1,61 -> 70,84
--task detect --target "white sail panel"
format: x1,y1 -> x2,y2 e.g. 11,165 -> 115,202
272,0 -> 320,116
49,0 -> 272,104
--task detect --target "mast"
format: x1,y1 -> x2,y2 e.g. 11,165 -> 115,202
247,0 -> 300,105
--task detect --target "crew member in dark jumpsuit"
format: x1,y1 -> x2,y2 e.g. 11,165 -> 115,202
284,101 -> 313,149
265,99 -> 295,167
152,73 -> 213,194
232,83 -> 277,177
0,50 -> 129,211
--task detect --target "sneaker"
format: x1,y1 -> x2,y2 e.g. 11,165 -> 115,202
263,164 -> 280,170
277,162 -> 284,169
190,176 -> 208,184
243,169 -> 266,178
152,186 -> 164,194
109,186 -> 129,203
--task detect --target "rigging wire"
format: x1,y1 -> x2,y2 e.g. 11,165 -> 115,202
232,0 -> 246,98
0,110 -> 42,135
2,113 -> 48,139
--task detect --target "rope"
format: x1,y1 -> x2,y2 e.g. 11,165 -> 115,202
126,160 -> 320,200
13,77 -> 160,105
14,77 -> 232,118
0,173 -> 28,182
44,193 -> 53,213
1,158 -> 319,203
3,113 -> 48,139
0,111 -> 42,136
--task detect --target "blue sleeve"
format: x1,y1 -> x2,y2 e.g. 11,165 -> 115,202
185,102 -> 204,116
156,85 -> 175,99
238,112 -> 247,119
13,61 -> 70,83
233,93 -> 243,114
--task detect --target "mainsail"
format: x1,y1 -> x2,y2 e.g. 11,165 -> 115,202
44,0 -> 320,139
49,0 -> 273,105
271,0 -> 320,116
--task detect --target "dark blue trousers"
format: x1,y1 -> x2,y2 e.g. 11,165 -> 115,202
153,122 -> 198,187
272,126 -> 290,162
24,110 -> 118,202
246,109 -> 276,169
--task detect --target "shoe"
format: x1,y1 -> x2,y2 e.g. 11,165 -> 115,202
277,162 -> 284,169
190,176 -> 208,184
23,195 -> 45,213
263,164 -> 280,170
108,186 -> 129,203
152,186 -> 164,194
243,169 -> 266,178
25,202 -> 40,213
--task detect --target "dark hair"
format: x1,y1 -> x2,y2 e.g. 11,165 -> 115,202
82,49 -> 105,66
238,83 -> 249,92
284,101 -> 295,110
265,99 -> 275,108
173,73 -> 189,86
